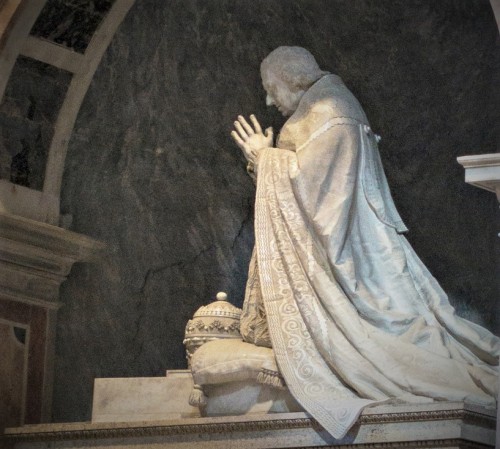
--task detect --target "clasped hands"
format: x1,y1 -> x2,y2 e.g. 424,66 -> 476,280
231,115 -> 273,164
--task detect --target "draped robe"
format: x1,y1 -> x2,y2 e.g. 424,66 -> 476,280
240,74 -> 499,439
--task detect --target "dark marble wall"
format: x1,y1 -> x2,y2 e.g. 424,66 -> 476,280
56,0 -> 499,422
31,0 -> 115,53
0,57 -> 71,189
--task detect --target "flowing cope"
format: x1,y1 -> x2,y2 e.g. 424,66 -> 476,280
239,74 -> 499,439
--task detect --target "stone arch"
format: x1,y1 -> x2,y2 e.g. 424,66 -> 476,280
0,0 -> 136,225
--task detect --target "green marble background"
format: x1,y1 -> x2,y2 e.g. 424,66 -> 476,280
0,57 -> 71,189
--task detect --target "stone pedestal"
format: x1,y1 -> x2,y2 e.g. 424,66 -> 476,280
0,211 -> 104,430
91,371 -> 200,422
2,401 -> 496,448
91,371 -> 301,423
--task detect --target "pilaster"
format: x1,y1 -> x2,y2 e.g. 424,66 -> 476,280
0,211 -> 104,430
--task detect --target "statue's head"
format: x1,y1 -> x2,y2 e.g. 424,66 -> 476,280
261,46 -> 328,116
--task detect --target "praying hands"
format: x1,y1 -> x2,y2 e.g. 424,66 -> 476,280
231,114 -> 273,164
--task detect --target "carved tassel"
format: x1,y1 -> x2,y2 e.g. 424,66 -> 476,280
257,368 -> 286,389
188,384 -> 208,407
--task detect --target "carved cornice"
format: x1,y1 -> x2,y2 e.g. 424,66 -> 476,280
360,408 -> 495,428
3,407 -> 495,443
0,212 -> 105,264
3,417 -> 312,442
457,153 -> 500,200
299,439 -> 492,449
0,212 -> 105,308
457,153 -> 500,169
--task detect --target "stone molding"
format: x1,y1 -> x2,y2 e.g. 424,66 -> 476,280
0,211 -> 105,309
297,441 -> 491,449
359,408 -> 494,427
3,404 -> 495,444
457,153 -> 500,201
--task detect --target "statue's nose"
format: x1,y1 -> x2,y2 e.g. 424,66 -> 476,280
266,94 -> 275,107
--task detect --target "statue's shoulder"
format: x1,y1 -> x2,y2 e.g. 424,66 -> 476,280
308,101 -> 336,118
302,75 -> 367,123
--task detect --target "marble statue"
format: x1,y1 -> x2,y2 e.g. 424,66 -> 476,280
230,46 -> 499,438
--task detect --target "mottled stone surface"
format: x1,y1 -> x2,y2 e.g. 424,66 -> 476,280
0,322 -> 26,430
31,0 -> 115,53
56,0 -> 499,422
0,57 -> 72,190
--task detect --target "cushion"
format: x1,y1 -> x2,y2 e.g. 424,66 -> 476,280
190,339 -> 282,387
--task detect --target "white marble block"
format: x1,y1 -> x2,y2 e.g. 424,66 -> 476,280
91,370 -> 200,422
91,370 -> 302,422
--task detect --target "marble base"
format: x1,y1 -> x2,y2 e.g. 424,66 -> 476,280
92,371 -> 199,422
91,370 -> 302,422
2,402 -> 496,448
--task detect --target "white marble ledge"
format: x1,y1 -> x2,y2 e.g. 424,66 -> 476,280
0,211 -> 106,261
457,153 -> 500,200
2,401 -> 496,449
0,211 -> 106,309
